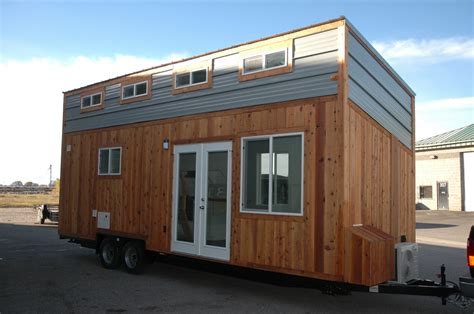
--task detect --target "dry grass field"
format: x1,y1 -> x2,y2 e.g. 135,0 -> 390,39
0,193 -> 59,208
0,181 -> 59,208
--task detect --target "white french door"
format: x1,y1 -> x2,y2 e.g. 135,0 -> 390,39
171,141 -> 232,261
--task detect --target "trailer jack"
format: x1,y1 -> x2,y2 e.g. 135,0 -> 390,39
370,265 -> 474,308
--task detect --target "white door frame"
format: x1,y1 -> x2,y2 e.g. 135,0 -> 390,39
171,141 -> 232,261
199,142 -> 232,261
171,144 -> 201,256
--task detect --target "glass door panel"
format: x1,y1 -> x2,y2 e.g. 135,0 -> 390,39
176,153 -> 196,243
205,151 -> 228,248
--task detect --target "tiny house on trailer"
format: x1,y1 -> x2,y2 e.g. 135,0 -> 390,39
59,17 -> 416,286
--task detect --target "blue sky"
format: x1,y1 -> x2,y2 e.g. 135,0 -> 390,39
0,0 -> 473,184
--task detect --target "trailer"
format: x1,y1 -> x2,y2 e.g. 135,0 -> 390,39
35,204 -> 59,224
60,17 -> 417,287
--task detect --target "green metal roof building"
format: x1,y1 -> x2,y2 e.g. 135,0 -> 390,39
415,124 -> 474,212
416,124 -> 474,152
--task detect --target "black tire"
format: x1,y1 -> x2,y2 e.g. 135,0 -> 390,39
470,266 -> 474,278
122,241 -> 146,274
98,237 -> 122,269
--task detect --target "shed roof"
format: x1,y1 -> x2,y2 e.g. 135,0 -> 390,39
416,124 -> 474,151
63,16 -> 415,97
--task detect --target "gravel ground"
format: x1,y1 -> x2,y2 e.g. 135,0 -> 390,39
0,207 -> 41,225
0,208 -> 471,313
416,210 -> 474,248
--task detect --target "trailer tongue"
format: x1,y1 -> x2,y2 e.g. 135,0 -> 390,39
370,265 -> 474,308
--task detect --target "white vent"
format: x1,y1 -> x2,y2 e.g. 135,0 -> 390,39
395,242 -> 419,283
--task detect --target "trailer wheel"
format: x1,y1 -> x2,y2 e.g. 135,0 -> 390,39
122,241 -> 145,274
98,237 -> 122,269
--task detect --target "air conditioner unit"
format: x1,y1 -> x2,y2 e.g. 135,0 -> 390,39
395,242 -> 419,283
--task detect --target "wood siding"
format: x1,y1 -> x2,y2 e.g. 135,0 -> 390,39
59,19 -> 416,286
344,225 -> 395,286
345,101 -> 415,243
60,95 -> 415,285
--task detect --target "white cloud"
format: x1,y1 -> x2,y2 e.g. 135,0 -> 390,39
372,37 -> 474,62
415,97 -> 474,140
0,53 -> 187,185
416,96 -> 474,111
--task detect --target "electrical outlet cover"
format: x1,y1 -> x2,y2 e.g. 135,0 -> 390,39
97,211 -> 110,229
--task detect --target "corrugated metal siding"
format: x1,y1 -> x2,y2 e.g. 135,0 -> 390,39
67,74 -> 337,132
65,33 -> 339,133
349,35 -> 411,112
105,84 -> 121,100
66,95 -> 80,109
349,57 -> 411,129
348,33 -> 413,149
294,29 -> 338,58
152,70 -> 173,88
349,79 -> 412,148
214,54 -> 239,76
346,20 -> 415,97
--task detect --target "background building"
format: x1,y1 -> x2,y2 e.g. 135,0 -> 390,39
416,124 -> 474,211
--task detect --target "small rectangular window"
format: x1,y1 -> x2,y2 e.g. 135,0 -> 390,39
175,68 -> 208,89
92,93 -> 101,105
243,55 -> 263,73
191,69 -> 207,84
241,133 -> 303,215
176,73 -> 190,88
123,85 -> 134,98
122,81 -> 148,100
135,82 -> 147,95
419,186 -> 433,199
265,51 -> 286,68
82,96 -> 91,108
243,49 -> 287,74
98,147 -> 122,175
81,92 -> 102,109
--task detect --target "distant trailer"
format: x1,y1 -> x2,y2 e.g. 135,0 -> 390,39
59,16 -> 416,286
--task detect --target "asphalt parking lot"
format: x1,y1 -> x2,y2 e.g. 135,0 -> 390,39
0,208 -> 472,313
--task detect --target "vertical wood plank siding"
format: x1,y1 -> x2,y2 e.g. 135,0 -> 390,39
344,225 -> 395,286
60,95 -> 415,284
345,101 -> 415,242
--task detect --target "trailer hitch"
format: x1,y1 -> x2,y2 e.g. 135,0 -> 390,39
370,264 -> 473,308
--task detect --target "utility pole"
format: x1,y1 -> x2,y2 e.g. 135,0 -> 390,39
49,164 -> 52,187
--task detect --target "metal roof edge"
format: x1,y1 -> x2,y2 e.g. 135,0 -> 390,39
415,141 -> 474,151
416,124 -> 474,146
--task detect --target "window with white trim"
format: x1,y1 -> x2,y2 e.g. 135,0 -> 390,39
242,49 -> 287,74
241,133 -> 303,215
98,147 -> 122,175
122,81 -> 148,99
81,92 -> 102,109
175,68 -> 208,89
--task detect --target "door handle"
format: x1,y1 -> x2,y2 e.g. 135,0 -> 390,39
199,205 -> 205,210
